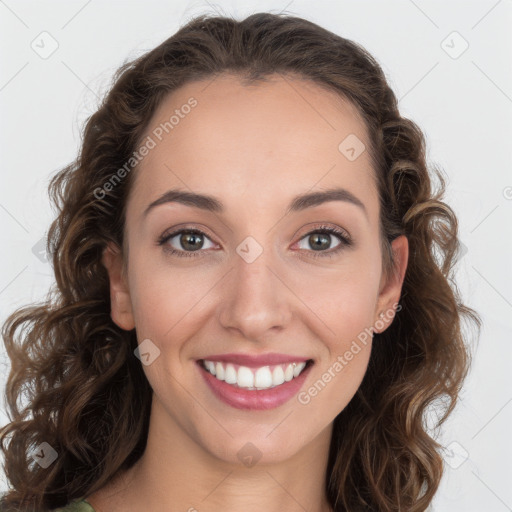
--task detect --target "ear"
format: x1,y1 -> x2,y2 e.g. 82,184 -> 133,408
101,242 -> 135,331
373,235 -> 409,333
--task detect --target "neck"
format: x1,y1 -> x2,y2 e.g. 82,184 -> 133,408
94,396 -> 334,512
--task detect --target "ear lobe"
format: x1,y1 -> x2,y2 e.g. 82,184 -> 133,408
374,235 -> 409,333
101,242 -> 135,331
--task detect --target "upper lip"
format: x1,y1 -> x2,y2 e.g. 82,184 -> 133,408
198,352 -> 312,367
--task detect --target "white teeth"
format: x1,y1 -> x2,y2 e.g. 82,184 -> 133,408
284,364 -> 294,382
254,366 -> 273,388
215,362 -> 225,381
202,359 -> 309,390
205,360 -> 216,375
272,366 -> 285,386
237,366 -> 254,388
224,363 -> 237,384
293,362 -> 306,377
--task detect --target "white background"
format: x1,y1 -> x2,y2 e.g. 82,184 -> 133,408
1,1 -> 511,510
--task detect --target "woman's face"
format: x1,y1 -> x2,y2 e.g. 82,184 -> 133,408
103,73 -> 408,465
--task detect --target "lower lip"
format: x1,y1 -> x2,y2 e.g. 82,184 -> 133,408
197,361 -> 313,410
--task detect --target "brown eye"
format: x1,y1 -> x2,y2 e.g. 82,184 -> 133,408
158,229 -> 215,258
295,225 -> 352,259
176,231 -> 205,251
299,232 -> 340,251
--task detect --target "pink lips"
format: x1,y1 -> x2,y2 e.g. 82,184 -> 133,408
200,352 -> 310,367
197,353 -> 313,410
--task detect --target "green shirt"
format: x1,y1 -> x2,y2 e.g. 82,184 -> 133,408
53,498 -> 95,511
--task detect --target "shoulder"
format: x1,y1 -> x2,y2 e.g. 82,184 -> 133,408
0,497 -> 95,512
53,498 -> 96,512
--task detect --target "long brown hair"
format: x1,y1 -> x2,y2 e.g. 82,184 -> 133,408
0,12 -> 481,511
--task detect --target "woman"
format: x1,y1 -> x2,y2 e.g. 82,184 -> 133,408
0,12 -> 480,512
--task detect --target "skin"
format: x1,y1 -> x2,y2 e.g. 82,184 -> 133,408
91,73 -> 408,512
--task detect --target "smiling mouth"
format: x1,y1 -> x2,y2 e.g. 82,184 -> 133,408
199,359 -> 314,391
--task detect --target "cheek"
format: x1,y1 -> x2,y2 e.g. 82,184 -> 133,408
298,342 -> 372,424
128,254 -> 213,336
296,262 -> 381,345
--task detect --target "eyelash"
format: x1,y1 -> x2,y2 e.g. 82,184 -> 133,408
156,224 -> 353,260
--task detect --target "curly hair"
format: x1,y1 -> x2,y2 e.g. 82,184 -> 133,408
0,11 -> 481,512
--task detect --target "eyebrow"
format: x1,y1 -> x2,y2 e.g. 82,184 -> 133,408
143,187 -> 367,219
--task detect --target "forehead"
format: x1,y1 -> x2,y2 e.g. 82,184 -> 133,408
128,73 -> 378,221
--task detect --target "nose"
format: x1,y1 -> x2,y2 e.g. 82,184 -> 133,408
217,246 -> 293,342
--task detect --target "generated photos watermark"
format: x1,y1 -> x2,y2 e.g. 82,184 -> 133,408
93,97 -> 198,201
298,302 -> 402,405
